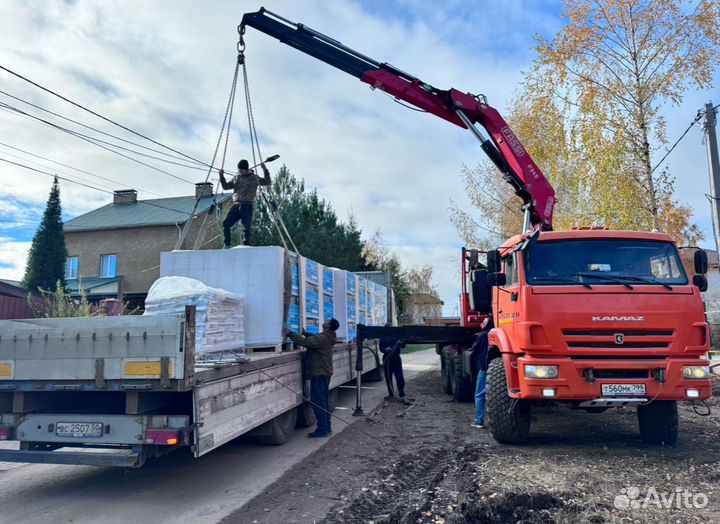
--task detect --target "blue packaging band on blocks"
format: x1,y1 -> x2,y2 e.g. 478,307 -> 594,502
306,294 -> 320,304
305,259 -> 319,284
323,271 -> 334,294
304,317 -> 320,334
324,303 -> 334,319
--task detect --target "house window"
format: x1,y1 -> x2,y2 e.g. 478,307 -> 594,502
100,254 -> 117,277
65,256 -> 79,279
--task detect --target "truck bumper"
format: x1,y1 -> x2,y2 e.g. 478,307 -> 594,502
0,413 -> 189,467
0,447 -> 144,467
515,356 -> 712,401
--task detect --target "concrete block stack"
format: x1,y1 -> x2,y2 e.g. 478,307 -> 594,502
301,258 -> 321,334
160,246 -> 289,348
322,266 -> 334,327
332,270 -> 357,341
288,252 -> 301,334
159,246 -> 386,347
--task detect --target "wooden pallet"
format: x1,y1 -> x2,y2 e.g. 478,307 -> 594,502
245,343 -> 286,355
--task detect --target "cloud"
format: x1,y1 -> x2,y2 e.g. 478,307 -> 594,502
0,0 -> 716,313
0,237 -> 31,281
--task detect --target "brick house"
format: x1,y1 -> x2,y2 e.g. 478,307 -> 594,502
399,292 -> 444,325
63,183 -> 231,309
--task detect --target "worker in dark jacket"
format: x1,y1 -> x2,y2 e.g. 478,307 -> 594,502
380,339 -> 406,401
219,159 -> 271,248
284,318 -> 339,438
471,317 -> 493,429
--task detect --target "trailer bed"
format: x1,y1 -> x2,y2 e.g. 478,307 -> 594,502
0,310 -> 379,467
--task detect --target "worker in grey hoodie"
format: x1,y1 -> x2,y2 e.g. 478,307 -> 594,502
219,159 -> 271,247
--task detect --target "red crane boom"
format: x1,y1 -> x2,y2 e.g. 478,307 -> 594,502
240,8 -> 557,230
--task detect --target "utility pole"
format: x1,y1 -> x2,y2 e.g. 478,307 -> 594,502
703,102 -> 720,255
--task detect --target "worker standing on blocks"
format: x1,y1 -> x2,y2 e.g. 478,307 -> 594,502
219,159 -> 271,248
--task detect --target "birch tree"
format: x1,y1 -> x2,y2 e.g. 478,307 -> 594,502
537,0 -> 720,231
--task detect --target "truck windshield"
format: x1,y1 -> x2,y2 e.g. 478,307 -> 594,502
525,240 -> 688,286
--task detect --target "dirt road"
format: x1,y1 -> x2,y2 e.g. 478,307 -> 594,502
231,365 -> 720,524
0,350 -> 438,524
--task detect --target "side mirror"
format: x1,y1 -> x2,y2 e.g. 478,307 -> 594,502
487,272 -> 507,287
486,249 -> 501,273
693,274 -> 708,292
694,249 -> 708,275
469,269 -> 491,313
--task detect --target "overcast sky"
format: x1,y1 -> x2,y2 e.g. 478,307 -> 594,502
0,0 -> 718,315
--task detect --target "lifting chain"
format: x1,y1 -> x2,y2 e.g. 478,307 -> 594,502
237,24 -> 246,65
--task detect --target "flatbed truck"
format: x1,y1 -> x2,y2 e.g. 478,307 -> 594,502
0,307 -> 379,467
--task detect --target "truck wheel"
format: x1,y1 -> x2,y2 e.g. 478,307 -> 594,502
452,353 -> 474,402
486,358 -> 531,444
256,408 -> 298,446
637,401 -> 678,445
296,402 -> 317,428
440,349 -> 453,395
329,388 -> 339,412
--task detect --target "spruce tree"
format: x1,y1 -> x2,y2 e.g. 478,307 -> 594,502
22,176 -> 68,292
241,165 -> 371,271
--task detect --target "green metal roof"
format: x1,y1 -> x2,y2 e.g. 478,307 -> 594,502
63,194 -> 232,232
66,277 -> 120,294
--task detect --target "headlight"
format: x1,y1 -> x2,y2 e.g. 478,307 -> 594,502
682,366 -> 710,379
525,365 -> 559,379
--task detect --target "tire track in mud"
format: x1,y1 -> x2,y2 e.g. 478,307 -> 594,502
324,442 -> 576,524
231,372 -> 720,524
322,447 -> 451,524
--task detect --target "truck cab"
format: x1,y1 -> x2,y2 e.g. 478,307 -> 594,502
474,229 -> 712,444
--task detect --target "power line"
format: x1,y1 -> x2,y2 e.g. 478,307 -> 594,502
0,156 -> 201,218
0,141 -> 165,198
0,219 -> 39,226
0,148 -> 120,193
651,111 -> 704,174
0,64 -> 209,167
0,102 -> 198,185
0,88 -> 210,169
650,102 -> 720,174
456,211 -> 505,238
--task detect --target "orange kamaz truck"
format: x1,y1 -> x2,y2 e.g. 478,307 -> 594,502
462,230 -> 712,444
241,8 -> 713,444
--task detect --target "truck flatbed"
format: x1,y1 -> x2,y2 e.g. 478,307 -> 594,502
0,309 -> 379,467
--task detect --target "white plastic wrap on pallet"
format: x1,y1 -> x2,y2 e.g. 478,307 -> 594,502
161,247 -> 287,347
144,276 -> 244,354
